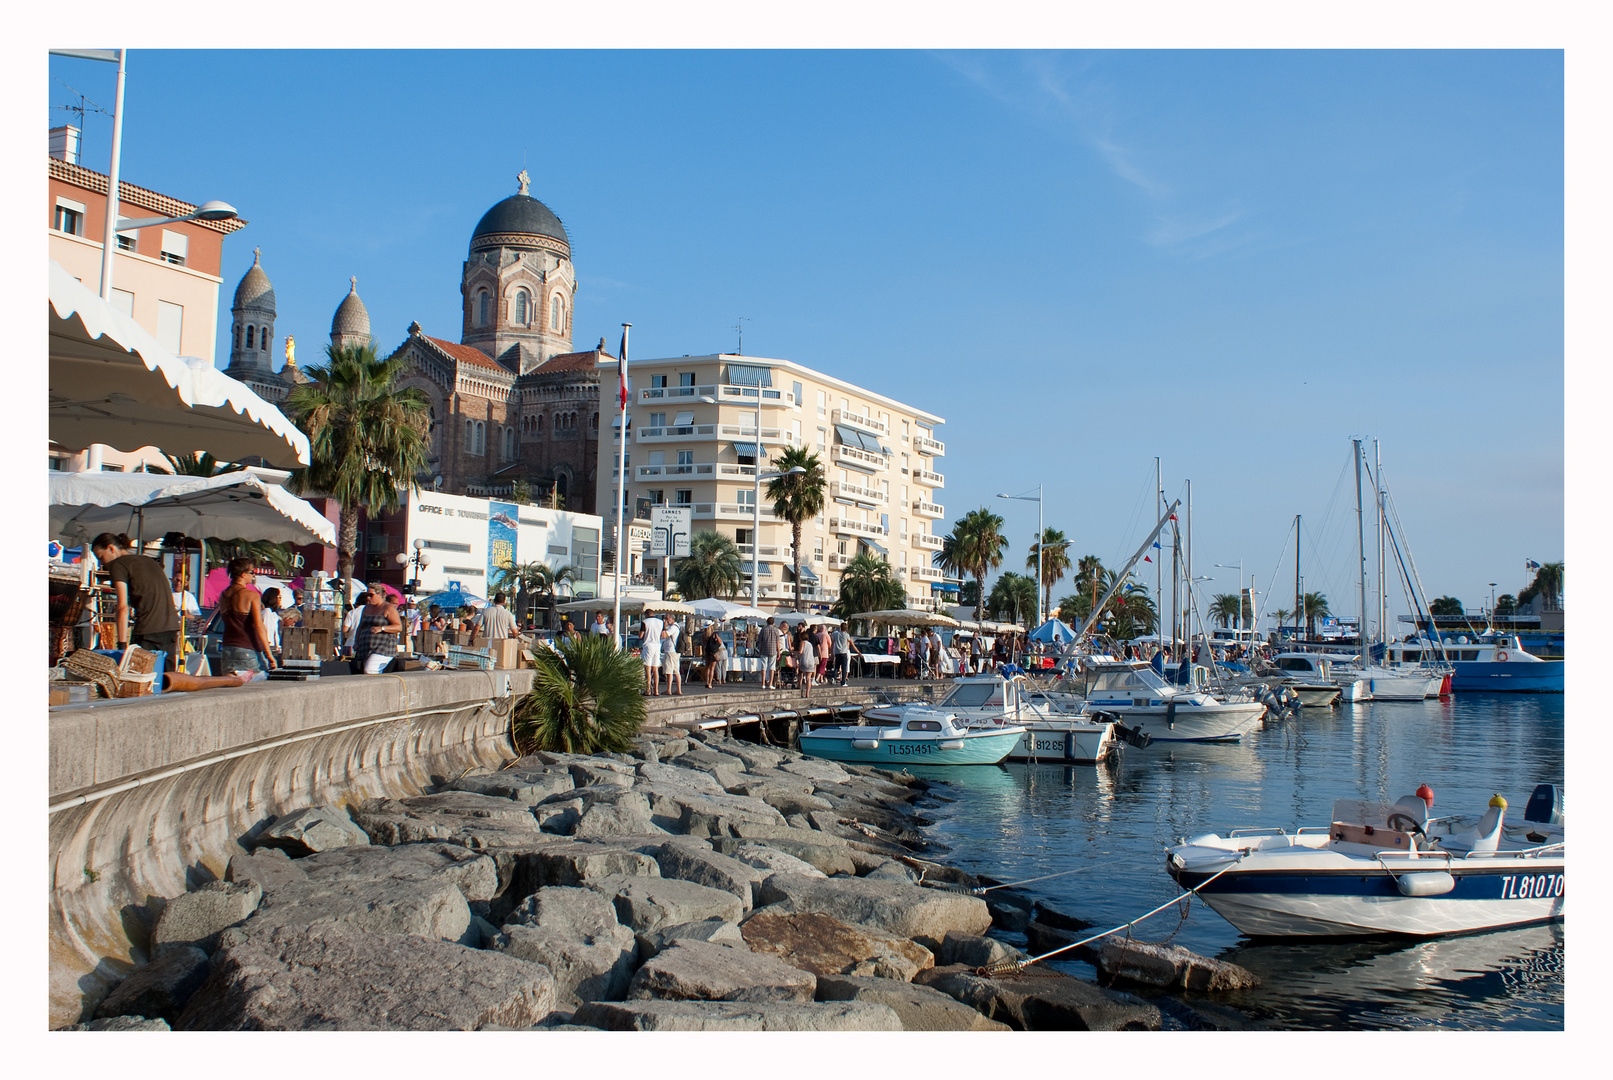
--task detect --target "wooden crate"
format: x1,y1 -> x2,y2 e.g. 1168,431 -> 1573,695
304,609 -> 339,632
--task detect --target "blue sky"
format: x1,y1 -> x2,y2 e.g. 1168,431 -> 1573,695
46,48 -> 1563,626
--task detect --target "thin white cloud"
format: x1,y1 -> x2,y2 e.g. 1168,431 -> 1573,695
1146,209 -> 1244,248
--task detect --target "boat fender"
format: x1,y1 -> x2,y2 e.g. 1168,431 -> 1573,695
852,739 -> 880,750
1496,650 -> 1509,662
1416,783 -> 1435,808
1396,871 -> 1456,897
938,739 -> 965,750
1165,700 -> 1176,728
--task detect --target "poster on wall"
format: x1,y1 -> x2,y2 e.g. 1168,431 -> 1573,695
488,500 -> 519,587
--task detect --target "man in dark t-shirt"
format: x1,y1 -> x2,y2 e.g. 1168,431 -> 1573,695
92,535 -> 180,658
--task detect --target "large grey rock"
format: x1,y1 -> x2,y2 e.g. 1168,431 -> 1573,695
636,761 -> 724,793
572,999 -> 902,1031
756,789 -> 835,816
726,777 -> 815,800
95,946 -> 209,1024
493,888 -> 637,1006
585,874 -> 747,933
1093,936 -> 1260,991
815,974 -> 1011,1031
725,843 -> 827,879
396,790 -> 545,823
177,923 -> 556,1030
914,964 -> 1161,1031
151,880 -> 262,955
704,739 -> 785,772
934,931 -> 1029,970
709,833 -> 857,876
225,847 -> 307,893
814,791 -> 925,834
778,758 -> 850,783
568,763 -> 637,789
754,874 -> 992,943
626,940 -> 816,1003
65,1015 -> 172,1031
447,768 -> 574,806
862,858 -> 922,884
739,909 -> 933,982
350,794 -> 542,849
536,797 -> 584,833
253,804 -> 371,856
295,841 -> 499,901
651,842 -> 765,909
634,918 -> 746,961
508,841 -> 661,899
573,791 -> 665,839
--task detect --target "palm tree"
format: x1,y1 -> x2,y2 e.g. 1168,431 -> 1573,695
832,551 -> 904,618
1271,607 -> 1292,633
1429,596 -> 1464,617
1494,594 -> 1517,617
1302,591 -> 1330,636
675,531 -> 743,601
1056,593 -> 1088,626
939,508 -> 1008,621
1026,527 -> 1071,620
987,572 -> 1038,626
1107,582 -> 1158,640
491,560 -> 577,629
1209,593 -> 1243,629
512,633 -> 645,755
285,341 -> 431,601
1518,562 -> 1563,610
1072,555 -> 1107,615
765,447 -> 826,611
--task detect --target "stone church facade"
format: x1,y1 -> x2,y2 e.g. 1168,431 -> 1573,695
223,172 -> 603,512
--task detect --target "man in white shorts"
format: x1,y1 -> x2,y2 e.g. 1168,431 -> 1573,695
661,617 -> 683,695
756,617 -> 780,689
640,612 -> 663,695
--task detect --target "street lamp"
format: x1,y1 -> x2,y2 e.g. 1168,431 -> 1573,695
396,537 -> 430,593
1489,582 -> 1498,620
996,486 -> 1043,628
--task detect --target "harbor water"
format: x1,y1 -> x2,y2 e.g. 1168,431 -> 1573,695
908,693 -> 1565,1030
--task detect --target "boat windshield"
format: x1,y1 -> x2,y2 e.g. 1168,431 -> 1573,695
1087,665 -> 1169,694
1276,657 -> 1320,673
941,682 -> 999,708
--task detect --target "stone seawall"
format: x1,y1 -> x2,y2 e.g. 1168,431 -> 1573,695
48,670 -> 532,1028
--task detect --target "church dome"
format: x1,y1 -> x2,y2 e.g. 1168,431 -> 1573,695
233,249 -> 275,312
469,171 -> 570,254
331,277 -> 370,339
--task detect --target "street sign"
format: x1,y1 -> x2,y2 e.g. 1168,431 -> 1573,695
649,506 -> 692,558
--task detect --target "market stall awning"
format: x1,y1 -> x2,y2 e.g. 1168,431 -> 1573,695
49,260 -> 310,468
49,470 -> 335,547
846,609 -> 960,628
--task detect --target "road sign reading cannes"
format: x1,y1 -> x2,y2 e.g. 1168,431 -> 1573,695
649,506 -> 692,558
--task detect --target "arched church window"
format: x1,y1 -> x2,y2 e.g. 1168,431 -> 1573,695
504,426 -> 515,459
261,329 -> 271,352
474,421 -> 485,456
246,325 -> 255,350
536,415 -> 544,434
550,294 -> 563,331
478,291 -> 491,327
234,326 -> 241,351
515,290 -> 529,326
591,412 -> 599,432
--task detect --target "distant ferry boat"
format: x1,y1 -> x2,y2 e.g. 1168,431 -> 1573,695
1386,635 -> 1562,694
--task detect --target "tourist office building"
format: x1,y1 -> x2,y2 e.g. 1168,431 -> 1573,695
593,354 -> 956,612
362,490 -> 603,601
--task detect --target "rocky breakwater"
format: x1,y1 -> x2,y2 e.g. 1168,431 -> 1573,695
72,729 -> 1180,1031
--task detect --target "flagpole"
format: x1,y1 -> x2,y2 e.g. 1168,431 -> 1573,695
613,323 -> 631,649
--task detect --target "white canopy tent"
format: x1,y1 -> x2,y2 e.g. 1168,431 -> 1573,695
774,611 -> 842,627
49,260 -> 310,468
49,471 -> 336,548
556,596 -> 699,617
687,598 -> 773,622
846,609 -> 961,628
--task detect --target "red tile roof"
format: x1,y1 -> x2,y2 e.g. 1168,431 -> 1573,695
49,158 -> 247,235
425,336 -> 508,373
537,349 -> 606,374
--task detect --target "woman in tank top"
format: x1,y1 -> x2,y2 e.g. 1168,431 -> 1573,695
351,583 -> 403,674
218,557 -> 276,673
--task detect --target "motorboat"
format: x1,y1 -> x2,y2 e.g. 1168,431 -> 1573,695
1386,635 -> 1562,694
1165,784 -> 1566,937
1063,659 -> 1266,743
1269,653 -> 1357,706
863,673 -> 1132,764
797,708 -> 1025,766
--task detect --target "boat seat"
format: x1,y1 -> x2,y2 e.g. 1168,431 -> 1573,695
1387,795 -> 1430,833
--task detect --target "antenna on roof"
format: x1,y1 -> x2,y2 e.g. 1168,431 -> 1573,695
52,80 -> 110,130
734,316 -> 749,355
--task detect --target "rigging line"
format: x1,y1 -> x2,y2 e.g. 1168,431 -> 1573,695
1261,514 -> 1299,619
1304,450 -> 1355,603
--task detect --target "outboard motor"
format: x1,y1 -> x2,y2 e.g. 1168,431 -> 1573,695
1524,783 -> 1562,825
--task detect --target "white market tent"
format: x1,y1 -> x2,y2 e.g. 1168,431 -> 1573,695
556,596 -> 698,617
49,260 -> 310,468
846,609 -> 961,628
49,470 -> 336,547
686,598 -> 773,622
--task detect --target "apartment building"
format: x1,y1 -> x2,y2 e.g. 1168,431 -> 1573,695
593,354 -> 956,611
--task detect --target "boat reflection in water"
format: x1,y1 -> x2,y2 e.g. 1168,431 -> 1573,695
1220,923 -> 1564,1029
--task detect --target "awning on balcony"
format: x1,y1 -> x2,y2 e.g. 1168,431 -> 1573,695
834,425 -> 890,455
727,363 -> 773,387
859,537 -> 888,557
611,415 -> 631,428
672,411 -> 694,426
783,562 -> 820,584
731,442 -> 760,457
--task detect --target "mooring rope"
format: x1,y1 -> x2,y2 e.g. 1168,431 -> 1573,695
976,855 -> 1246,978
924,865 -> 1092,894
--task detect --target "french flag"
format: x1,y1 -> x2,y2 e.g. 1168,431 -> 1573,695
617,326 -> 630,409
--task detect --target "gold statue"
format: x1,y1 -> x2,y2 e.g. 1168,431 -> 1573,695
285,334 -> 296,366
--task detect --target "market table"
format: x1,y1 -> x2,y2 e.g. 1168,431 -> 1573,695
853,654 -> 901,679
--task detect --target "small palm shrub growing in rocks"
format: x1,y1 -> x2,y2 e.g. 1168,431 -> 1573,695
514,633 -> 646,755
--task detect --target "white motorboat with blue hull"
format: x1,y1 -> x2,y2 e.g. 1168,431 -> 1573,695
1165,786 -> 1565,937
798,709 -> 1025,766
862,674 -> 1128,764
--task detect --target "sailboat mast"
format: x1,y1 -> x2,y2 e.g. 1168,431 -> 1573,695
1294,514 -> 1302,642
1354,438 -> 1367,667
1376,439 -> 1386,647
1156,457 -> 1163,647
1186,479 -> 1192,659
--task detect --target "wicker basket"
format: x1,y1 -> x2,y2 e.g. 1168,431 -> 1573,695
63,646 -> 158,698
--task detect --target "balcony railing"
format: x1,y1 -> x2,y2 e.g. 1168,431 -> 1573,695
914,434 -> 945,456
717,463 -> 758,478
636,463 -> 715,479
908,565 -> 945,583
640,383 -> 798,408
827,552 -> 855,570
830,479 -> 888,506
736,544 -> 784,560
696,502 -> 778,521
912,532 -> 944,551
829,516 -> 888,539
830,408 -> 888,437
637,423 -> 716,442
830,443 -> 889,473
913,467 -> 944,487
913,499 -> 945,518
717,424 -> 799,447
